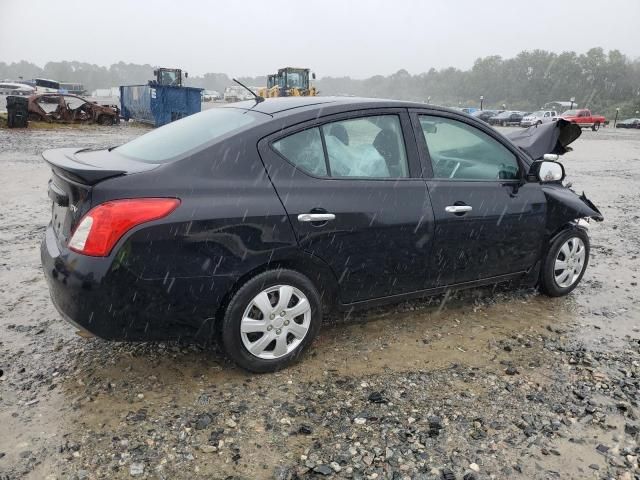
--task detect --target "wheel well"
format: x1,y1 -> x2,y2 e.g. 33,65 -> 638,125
212,256 -> 340,332
547,222 -> 588,251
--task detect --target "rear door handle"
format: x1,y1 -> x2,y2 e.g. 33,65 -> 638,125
297,213 -> 335,222
445,205 -> 472,214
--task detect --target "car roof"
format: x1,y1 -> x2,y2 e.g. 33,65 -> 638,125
220,96 -> 454,117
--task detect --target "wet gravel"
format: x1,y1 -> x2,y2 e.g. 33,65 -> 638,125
0,124 -> 639,480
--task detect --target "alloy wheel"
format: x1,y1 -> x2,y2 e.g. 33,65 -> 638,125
240,285 -> 311,359
554,237 -> 586,288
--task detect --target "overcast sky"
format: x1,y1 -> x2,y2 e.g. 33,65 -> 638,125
2,0 -> 639,78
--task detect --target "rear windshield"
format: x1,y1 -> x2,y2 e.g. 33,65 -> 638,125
116,108 -> 259,163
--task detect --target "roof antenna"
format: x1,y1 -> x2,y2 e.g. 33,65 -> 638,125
232,78 -> 264,103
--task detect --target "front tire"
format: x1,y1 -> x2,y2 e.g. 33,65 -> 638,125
220,269 -> 322,372
540,228 -> 590,297
98,115 -> 114,126
592,122 -> 600,131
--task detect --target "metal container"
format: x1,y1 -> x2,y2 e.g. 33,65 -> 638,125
119,84 -> 202,127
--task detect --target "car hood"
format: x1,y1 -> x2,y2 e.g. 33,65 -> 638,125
505,119 -> 582,161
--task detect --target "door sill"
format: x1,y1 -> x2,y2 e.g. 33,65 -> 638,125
339,271 -> 526,310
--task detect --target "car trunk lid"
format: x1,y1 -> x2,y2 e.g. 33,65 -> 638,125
43,148 -> 159,244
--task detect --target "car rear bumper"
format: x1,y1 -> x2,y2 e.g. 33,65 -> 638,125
41,224 -> 237,342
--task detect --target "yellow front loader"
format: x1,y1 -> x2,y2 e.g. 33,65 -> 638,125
258,68 -> 317,98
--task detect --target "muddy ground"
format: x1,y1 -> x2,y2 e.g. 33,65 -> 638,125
0,123 -> 639,480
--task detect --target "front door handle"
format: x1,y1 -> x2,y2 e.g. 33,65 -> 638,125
297,213 -> 336,222
445,205 -> 472,214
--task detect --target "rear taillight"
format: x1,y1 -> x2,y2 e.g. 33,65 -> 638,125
68,198 -> 180,256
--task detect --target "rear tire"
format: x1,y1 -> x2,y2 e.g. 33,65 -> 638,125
540,228 -> 590,297
220,269 -> 322,372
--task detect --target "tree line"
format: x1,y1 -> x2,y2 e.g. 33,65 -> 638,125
2,47 -> 639,118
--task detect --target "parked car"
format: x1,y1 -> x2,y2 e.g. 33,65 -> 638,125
461,107 -> 479,114
0,82 -> 35,96
28,93 -> 119,125
41,97 -> 602,372
471,109 -> 499,123
202,90 -> 222,102
520,110 -> 558,127
560,109 -> 606,131
489,111 -> 525,126
616,118 -> 640,129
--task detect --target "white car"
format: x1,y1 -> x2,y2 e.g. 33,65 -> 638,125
0,82 -> 35,96
521,110 -> 558,127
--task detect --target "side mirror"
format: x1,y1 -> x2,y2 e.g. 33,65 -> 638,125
527,159 -> 565,183
312,73 -> 316,80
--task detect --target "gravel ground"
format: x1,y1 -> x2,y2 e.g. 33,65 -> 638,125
0,123 -> 639,480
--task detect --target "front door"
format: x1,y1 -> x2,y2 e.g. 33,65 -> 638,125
259,110 -> 435,303
412,111 -> 547,286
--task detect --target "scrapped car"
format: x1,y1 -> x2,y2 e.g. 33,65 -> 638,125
41,97 -> 602,372
616,118 -> 640,129
521,110 -> 558,127
28,93 -> 119,125
489,111 -> 525,126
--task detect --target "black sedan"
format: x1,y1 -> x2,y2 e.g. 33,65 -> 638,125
470,109 -> 499,123
41,97 -> 602,372
616,118 -> 640,129
489,111 -> 525,126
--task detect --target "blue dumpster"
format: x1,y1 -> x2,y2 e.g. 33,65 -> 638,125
120,84 -> 203,127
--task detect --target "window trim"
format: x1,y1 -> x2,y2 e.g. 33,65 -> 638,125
409,108 -> 528,182
265,108 -> 421,181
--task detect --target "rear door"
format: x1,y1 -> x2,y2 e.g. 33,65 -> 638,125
411,110 -> 546,286
258,109 -> 435,304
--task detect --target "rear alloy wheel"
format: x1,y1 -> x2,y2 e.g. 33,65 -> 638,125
540,228 -> 590,297
221,270 -> 321,372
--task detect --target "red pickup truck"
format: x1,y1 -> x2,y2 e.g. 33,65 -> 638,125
560,109 -> 606,131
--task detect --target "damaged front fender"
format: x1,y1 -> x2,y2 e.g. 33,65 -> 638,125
542,184 -> 603,235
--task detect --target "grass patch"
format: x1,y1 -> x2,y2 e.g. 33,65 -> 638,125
0,113 -> 150,131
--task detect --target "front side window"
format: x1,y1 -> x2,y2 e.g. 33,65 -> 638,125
419,115 -> 519,180
272,114 -> 409,179
37,95 -> 62,113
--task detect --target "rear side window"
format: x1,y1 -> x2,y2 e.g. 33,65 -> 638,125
324,116 -> 408,178
272,128 -> 327,176
116,108 -> 259,163
272,114 -> 408,179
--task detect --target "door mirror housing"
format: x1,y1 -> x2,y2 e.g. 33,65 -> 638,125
527,160 -> 565,183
